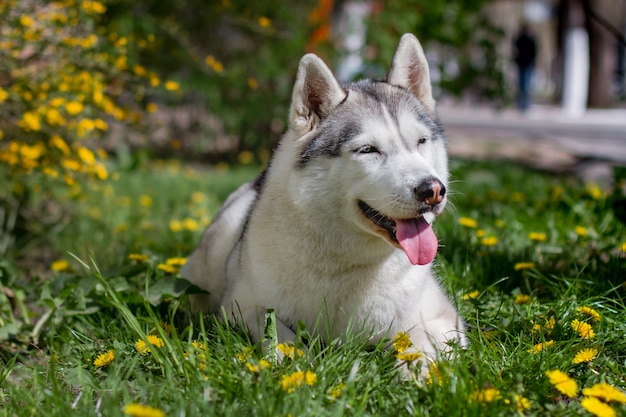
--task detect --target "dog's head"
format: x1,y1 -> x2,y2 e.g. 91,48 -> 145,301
286,34 -> 448,266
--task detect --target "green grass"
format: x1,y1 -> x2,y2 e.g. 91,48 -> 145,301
1,158 -> 625,416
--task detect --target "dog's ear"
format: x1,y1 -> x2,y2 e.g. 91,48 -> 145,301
289,54 -> 346,136
387,34 -> 436,116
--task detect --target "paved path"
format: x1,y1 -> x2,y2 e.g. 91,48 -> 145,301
438,103 -> 626,181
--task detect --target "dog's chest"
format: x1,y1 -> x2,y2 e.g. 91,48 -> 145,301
249,252 -> 427,335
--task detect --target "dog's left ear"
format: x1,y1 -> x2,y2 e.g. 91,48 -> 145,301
289,54 -> 346,136
387,34 -> 436,116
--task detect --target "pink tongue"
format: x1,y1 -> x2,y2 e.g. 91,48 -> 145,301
396,218 -> 438,265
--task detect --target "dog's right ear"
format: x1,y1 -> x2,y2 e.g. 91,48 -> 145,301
289,54 -> 346,136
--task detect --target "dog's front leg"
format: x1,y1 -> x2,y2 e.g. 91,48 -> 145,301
399,315 -> 466,380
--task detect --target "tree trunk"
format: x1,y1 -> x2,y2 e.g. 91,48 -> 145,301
583,0 -> 625,108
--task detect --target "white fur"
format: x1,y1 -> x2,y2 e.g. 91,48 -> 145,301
182,34 -> 466,374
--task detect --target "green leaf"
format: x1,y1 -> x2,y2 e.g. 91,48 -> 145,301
144,277 -> 191,306
263,308 -> 278,362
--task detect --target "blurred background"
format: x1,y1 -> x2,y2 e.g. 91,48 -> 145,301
1,0 -> 626,257
1,0 -> 625,166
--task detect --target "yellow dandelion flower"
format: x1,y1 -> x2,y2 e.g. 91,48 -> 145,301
77,119 -> 96,136
51,259 -> 71,272
133,65 -> 147,76
574,226 -> 588,236
77,147 -> 96,165
304,370 -> 317,386
620,242 -> 626,252
280,370 -> 317,393
61,158 -> 81,171
81,1 -> 106,14
135,335 -> 164,353
396,351 -> 422,362
128,253 -> 150,262
20,111 -> 41,131
586,183 -> 604,200
462,290 -> 480,300
247,78 -> 258,90
183,218 -> 199,231
165,257 -> 187,266
545,369 -> 578,398
481,236 -> 498,246
191,341 -> 205,350
392,331 -> 412,353
146,103 -> 158,113
470,387 -> 501,403
545,317 -> 556,332
581,397 -> 616,417
426,362 -> 444,385
276,343 -> 304,360
515,294 -> 531,304
235,347 -> 254,361
123,403 -> 165,417
20,143 -> 45,161
578,306 -> 602,322
157,263 -> 178,274
65,101 -> 84,116
238,150 -> 254,165
205,55 -> 224,73
528,232 -> 547,242
169,219 -> 183,232
43,168 -> 59,178
329,382 -> 346,399
571,319 -> 595,339
20,15 -> 35,27
50,135 -> 70,155
94,163 -> 109,180
515,395 -> 531,411
149,73 -> 160,87
0,87 -> 8,103
583,383 -> 626,404
459,217 -> 477,228
164,81 -> 179,91
572,348 -> 598,364
93,350 -> 115,367
527,340 -> 555,354
245,359 -> 271,373
257,16 -> 271,28
45,107 -> 65,126
50,97 -> 66,107
139,195 -> 153,207
514,262 -> 535,271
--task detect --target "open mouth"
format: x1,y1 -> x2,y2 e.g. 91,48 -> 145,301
357,200 -> 439,266
357,200 -> 398,242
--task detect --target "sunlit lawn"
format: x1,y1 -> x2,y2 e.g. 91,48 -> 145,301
1,158 -> 625,417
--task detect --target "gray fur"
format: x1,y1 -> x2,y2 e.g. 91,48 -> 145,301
297,80 -> 446,168
182,34 -> 465,377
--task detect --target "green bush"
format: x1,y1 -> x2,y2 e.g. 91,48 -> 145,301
0,0 -> 182,253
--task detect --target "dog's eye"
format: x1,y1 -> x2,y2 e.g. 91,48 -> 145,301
418,137 -> 427,145
356,145 -> 380,154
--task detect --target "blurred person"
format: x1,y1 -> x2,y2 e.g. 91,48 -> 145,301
513,23 -> 537,112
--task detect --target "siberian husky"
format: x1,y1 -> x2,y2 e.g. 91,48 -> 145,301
182,34 -> 466,371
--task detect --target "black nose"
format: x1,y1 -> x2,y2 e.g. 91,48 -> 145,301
415,177 -> 446,206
